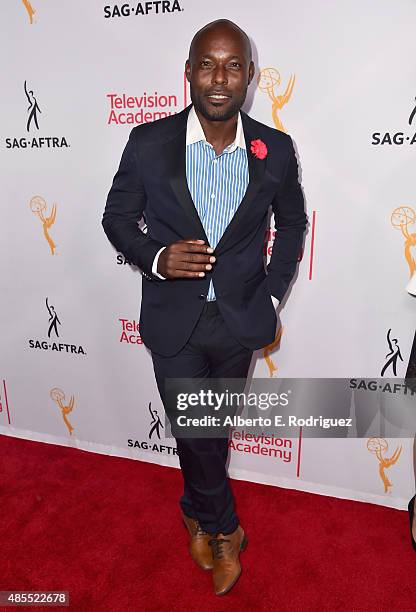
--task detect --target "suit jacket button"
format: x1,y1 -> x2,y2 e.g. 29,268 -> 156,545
198,294 -> 205,300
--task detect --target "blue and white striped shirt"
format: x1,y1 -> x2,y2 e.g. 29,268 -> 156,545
185,106 -> 249,300
152,105 -> 249,300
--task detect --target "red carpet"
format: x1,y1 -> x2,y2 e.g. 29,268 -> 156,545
0,434 -> 414,611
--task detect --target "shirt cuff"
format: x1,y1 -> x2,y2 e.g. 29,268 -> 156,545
151,247 -> 167,279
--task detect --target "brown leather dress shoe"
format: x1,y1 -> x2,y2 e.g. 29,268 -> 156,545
181,511 -> 213,570
209,525 -> 248,595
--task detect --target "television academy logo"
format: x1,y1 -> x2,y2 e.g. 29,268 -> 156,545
367,437 -> 402,493
263,326 -> 283,378
380,329 -> 403,377
4,81 -> 69,149
21,0 -> 36,24
263,228 -> 276,257
127,402 -> 177,455
0,379 -> 11,424
106,92 -> 179,126
118,318 -> 143,345
391,205 -> 416,280
257,67 -> 295,133
229,429 -> 293,462
263,227 -> 304,261
372,96 -> 416,145
28,298 -> 86,355
50,387 -> 75,436
263,227 -> 304,263
30,196 -> 58,255
104,1 -> 183,18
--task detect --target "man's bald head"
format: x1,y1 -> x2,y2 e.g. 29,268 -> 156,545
185,19 -> 254,122
188,19 -> 252,64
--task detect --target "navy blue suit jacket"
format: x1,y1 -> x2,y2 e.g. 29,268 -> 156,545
103,105 -> 308,356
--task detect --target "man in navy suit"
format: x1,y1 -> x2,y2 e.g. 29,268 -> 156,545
103,19 -> 307,595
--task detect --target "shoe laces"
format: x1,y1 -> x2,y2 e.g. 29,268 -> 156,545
208,537 -> 230,559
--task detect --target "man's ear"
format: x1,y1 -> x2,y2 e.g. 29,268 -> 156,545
248,60 -> 255,85
185,60 -> 191,83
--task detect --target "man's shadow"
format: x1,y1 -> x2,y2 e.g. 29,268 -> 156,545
242,39 -> 309,381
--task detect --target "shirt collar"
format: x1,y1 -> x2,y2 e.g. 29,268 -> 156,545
186,105 -> 246,152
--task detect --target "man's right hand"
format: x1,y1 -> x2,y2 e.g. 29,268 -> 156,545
157,239 -> 216,279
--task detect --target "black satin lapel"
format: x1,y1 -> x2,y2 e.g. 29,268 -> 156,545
166,127 -> 209,244
214,115 -> 266,255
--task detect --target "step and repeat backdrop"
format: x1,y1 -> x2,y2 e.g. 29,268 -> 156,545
1,0 -> 415,509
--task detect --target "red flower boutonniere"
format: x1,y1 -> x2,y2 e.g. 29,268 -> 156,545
250,139 -> 268,160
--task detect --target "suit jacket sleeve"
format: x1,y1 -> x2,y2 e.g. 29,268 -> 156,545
267,137 -> 308,302
102,127 -> 165,277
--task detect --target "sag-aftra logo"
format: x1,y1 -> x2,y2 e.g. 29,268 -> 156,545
5,81 -> 69,150
28,298 -> 86,356
104,1 -> 183,18
372,97 -> 416,145
127,402 -> 178,455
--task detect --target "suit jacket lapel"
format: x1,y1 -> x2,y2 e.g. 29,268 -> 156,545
214,111 -> 266,255
166,106 -> 209,244
165,106 -> 265,251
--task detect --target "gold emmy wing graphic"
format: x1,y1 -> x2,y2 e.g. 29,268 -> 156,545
22,0 -> 35,24
263,326 -> 283,377
367,438 -> 402,493
391,206 -> 416,278
50,387 -> 75,436
30,195 -> 57,255
257,67 -> 295,133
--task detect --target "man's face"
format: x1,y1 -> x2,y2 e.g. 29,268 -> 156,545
185,27 -> 254,122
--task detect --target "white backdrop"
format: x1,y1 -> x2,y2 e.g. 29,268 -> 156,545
1,0 -> 415,510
